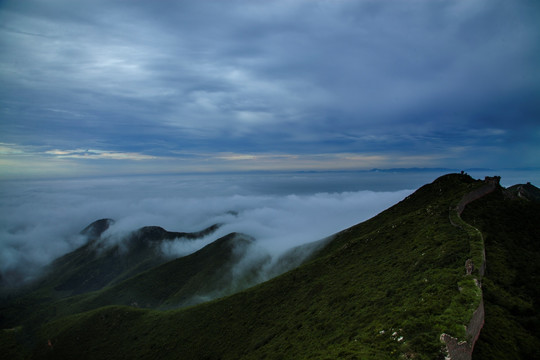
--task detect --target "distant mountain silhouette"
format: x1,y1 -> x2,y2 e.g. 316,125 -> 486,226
507,182 -> 540,202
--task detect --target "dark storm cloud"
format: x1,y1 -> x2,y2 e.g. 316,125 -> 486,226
0,0 -> 539,176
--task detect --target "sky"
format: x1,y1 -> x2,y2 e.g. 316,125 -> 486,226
0,0 -> 539,179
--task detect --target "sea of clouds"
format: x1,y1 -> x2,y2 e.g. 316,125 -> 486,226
1,171 -> 443,286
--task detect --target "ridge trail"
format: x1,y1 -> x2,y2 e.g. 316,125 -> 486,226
441,177 -> 498,360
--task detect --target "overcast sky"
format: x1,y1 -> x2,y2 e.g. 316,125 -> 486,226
1,0 -> 539,178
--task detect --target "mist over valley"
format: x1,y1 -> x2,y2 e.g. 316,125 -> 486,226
1,171 -> 422,288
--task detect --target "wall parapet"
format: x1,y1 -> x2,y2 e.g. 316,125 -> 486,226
442,176 -> 498,360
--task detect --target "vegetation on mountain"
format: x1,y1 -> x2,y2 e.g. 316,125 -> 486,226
55,233 -> 260,314
1,174 -> 538,359
462,187 -> 540,359
0,222 -> 221,330
507,182 -> 540,202
40,221 -> 221,295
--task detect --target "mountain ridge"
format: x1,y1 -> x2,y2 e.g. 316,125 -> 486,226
1,173 -> 539,359
46,222 -> 222,295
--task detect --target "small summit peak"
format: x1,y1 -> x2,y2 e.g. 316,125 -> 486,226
507,181 -> 540,202
81,218 -> 115,239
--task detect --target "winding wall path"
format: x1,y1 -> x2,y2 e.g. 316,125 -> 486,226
441,178 -> 498,360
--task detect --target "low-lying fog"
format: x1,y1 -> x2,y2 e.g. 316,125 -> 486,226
1,171 -> 460,285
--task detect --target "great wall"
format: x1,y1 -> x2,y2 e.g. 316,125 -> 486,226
441,176 -> 500,360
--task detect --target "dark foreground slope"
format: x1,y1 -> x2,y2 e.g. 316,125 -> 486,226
0,222 -> 221,329
47,221 -> 221,295
462,187 -> 540,359
2,174 -> 537,359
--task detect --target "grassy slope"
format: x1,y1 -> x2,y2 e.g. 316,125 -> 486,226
0,232 -> 260,341
0,224 -> 220,329
54,233 -> 328,315
463,189 -> 540,360
46,223 -> 222,295
53,233 -> 261,314
17,173 -> 489,360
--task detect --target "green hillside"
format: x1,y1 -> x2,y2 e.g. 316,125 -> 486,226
462,188 -> 540,359
1,174 -> 538,359
0,222 -> 221,330
48,221 -> 222,295
54,232 -> 261,314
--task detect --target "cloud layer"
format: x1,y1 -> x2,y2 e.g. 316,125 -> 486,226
1,0 -> 539,177
0,173 -> 413,285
